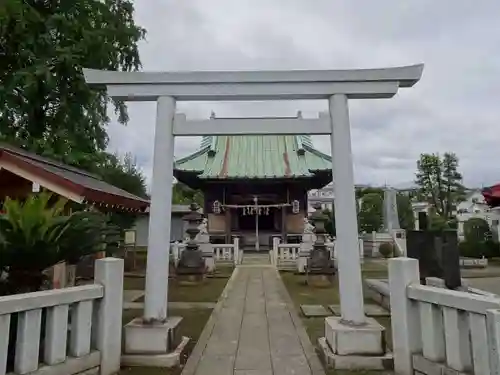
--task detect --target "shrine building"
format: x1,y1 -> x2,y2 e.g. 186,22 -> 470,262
173,115 -> 332,251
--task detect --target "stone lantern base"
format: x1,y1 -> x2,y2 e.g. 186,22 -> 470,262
175,266 -> 207,285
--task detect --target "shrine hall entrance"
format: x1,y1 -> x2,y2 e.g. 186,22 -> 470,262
236,207 -> 280,231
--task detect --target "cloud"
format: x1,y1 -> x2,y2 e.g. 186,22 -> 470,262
106,0 -> 500,189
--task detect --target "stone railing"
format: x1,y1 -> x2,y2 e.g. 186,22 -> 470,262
270,239 -> 336,271
0,258 -> 123,375
270,242 -> 301,269
170,237 -> 241,266
213,240 -> 241,265
389,258 -> 500,375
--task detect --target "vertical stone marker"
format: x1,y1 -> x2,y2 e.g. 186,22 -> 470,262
383,188 -> 401,231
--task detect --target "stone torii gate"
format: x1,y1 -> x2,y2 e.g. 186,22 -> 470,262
84,65 -> 423,363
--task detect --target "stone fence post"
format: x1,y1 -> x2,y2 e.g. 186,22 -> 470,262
94,257 -> 124,375
233,237 -> 240,265
272,237 -> 280,266
388,258 -> 422,375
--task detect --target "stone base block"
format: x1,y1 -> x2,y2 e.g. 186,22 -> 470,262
297,256 -> 308,273
124,316 -> 182,354
204,256 -> 215,273
306,273 -> 334,287
318,337 -> 393,370
325,316 -> 385,355
121,336 -> 190,368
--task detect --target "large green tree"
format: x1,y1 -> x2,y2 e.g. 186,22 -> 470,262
97,152 -> 148,233
415,153 -> 466,221
99,152 -> 148,199
0,0 -> 146,171
396,193 -> 415,230
358,192 -> 384,233
172,182 -> 204,207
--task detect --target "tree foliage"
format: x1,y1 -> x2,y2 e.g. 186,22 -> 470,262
172,182 -> 204,206
415,153 -> 466,220
97,152 -> 148,233
396,193 -> 415,230
0,0 -> 146,171
358,193 -> 383,233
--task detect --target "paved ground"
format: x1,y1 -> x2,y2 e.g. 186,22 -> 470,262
465,277 -> 500,295
182,264 -> 324,375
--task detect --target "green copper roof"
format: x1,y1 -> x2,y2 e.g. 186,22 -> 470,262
174,135 -> 331,179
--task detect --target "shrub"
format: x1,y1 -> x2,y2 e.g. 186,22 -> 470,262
379,242 -> 394,258
0,192 -> 111,295
464,218 -> 491,244
459,239 -> 499,259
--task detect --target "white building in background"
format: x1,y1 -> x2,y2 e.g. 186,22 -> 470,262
455,190 -> 500,240
308,183 -> 334,213
411,189 -> 500,241
307,183 -> 374,214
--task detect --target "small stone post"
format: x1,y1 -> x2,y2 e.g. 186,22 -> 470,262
388,258 -> 422,375
94,257 -> 124,375
176,203 -> 206,283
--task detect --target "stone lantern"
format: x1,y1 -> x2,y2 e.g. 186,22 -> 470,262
306,203 -> 336,286
176,203 -> 206,283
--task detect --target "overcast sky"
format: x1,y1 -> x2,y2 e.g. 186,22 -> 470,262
106,0 -> 500,190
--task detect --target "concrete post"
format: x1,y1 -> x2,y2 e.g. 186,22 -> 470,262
94,257 -> 124,375
144,96 -> 176,321
388,258 -> 422,375
328,94 -> 365,325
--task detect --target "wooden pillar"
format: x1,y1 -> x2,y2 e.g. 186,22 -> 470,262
225,208 -> 231,243
281,206 -> 287,242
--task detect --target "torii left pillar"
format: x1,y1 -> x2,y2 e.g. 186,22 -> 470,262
122,96 -> 183,361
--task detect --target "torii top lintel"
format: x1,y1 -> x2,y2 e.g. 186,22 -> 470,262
83,64 -> 424,102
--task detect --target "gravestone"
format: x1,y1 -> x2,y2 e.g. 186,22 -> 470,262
176,203 -> 206,283
306,204 -> 336,286
407,229 -> 461,289
383,188 -> 401,231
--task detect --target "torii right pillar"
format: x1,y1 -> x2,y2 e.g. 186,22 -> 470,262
322,94 -> 394,370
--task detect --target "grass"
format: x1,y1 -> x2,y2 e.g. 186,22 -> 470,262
123,266 -> 234,303
280,269 -> 393,375
119,308 -> 212,375
118,266 -> 234,374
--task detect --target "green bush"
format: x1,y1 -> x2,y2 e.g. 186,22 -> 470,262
464,218 -> 491,244
379,242 -> 394,258
459,239 -> 499,259
0,193 -> 111,295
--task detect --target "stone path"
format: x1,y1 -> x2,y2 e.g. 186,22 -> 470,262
182,266 -> 324,375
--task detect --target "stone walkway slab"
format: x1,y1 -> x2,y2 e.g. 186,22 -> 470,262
329,303 -> 390,317
123,289 -> 144,302
182,266 -> 324,375
300,304 -> 330,317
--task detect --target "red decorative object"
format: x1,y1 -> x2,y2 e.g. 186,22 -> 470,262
482,185 -> 500,207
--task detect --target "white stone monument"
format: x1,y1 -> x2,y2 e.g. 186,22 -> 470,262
83,63 -> 424,368
298,217 -> 316,273
383,188 -> 401,231
383,187 -> 407,257
197,218 -> 215,272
